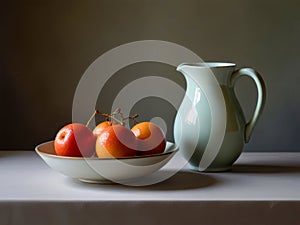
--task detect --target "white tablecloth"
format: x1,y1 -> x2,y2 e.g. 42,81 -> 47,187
0,151 -> 300,225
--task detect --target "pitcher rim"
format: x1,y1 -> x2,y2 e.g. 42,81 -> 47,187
177,62 -> 236,70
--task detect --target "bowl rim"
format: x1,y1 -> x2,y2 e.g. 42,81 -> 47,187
35,141 -> 178,161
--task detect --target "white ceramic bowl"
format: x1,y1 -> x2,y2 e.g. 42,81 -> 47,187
35,141 -> 178,183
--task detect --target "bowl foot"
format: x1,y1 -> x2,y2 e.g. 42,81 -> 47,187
188,164 -> 231,172
78,178 -> 116,184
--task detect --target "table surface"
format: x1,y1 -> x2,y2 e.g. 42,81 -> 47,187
1,151 -> 300,225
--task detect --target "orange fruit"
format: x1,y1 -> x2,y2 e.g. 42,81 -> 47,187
131,122 -> 166,156
93,121 -> 114,137
96,124 -> 137,158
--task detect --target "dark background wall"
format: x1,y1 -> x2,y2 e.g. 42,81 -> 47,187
1,0 -> 299,151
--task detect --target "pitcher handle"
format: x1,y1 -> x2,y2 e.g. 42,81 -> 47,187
229,68 -> 266,143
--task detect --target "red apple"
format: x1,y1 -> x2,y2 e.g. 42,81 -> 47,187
54,123 -> 96,157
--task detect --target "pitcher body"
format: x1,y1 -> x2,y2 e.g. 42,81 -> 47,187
174,62 -> 266,171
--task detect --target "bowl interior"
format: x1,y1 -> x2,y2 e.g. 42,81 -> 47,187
36,141 -> 178,160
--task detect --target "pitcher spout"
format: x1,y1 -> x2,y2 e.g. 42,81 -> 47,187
176,63 -> 203,78
176,63 -> 190,72
176,63 -> 200,73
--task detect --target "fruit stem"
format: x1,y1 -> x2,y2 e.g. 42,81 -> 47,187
123,114 -> 139,125
85,110 -> 97,128
86,108 -> 139,128
96,109 -> 124,126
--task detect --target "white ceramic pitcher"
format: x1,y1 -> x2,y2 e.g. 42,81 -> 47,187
174,62 -> 266,171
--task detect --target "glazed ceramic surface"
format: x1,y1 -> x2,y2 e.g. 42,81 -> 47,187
35,141 -> 178,183
174,62 -> 266,171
